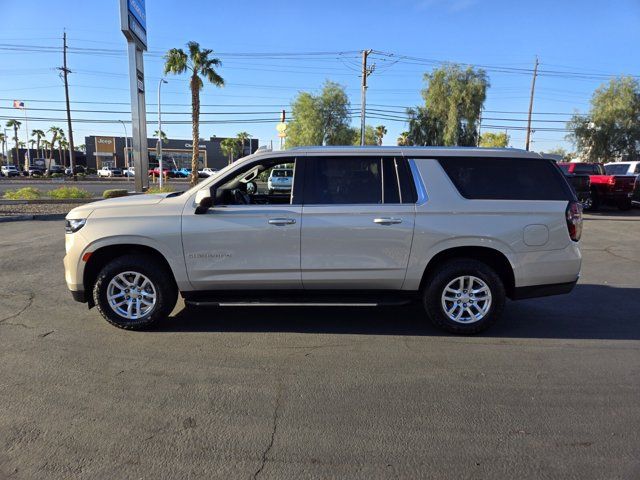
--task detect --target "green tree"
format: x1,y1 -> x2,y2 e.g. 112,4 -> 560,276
397,131 -> 410,146
164,41 -> 224,186
220,137 -> 241,164
352,125 -> 377,146
47,126 -> 63,163
32,129 -> 46,157
59,136 -> 68,167
286,81 -> 352,147
479,132 -> 509,148
236,131 -> 252,156
6,119 -> 21,165
541,147 -> 569,160
0,132 -> 6,164
567,76 -> 640,162
153,129 -> 168,144
408,64 -> 489,146
374,125 -> 387,146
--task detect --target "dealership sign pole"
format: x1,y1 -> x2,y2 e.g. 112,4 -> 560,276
119,0 -> 149,192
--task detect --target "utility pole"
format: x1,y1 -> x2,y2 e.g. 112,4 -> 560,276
360,49 -> 374,146
525,56 -> 539,151
59,30 -> 76,179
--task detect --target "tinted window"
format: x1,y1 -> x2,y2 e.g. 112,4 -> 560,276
303,157 -> 382,204
604,164 -> 629,175
382,158 -> 400,203
635,164 -> 640,174
558,164 -> 570,174
438,157 -> 572,201
572,163 -> 604,174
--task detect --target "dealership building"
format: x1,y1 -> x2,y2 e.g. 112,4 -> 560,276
85,135 -> 259,171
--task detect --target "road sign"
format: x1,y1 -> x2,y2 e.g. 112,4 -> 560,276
276,122 -> 287,136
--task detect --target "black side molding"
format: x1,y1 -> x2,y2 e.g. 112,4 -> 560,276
510,280 -> 577,300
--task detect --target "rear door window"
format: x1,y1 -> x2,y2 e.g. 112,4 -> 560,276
438,157 -> 572,201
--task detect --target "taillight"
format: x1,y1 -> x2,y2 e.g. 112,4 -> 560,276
566,201 -> 583,242
608,177 -> 616,186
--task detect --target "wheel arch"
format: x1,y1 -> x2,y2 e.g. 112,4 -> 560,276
419,246 -> 516,298
83,243 -> 177,308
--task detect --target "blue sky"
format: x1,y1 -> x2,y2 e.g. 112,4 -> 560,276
1,0 -> 639,151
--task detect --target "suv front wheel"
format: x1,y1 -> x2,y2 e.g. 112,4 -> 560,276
423,259 -> 505,335
93,254 -> 178,330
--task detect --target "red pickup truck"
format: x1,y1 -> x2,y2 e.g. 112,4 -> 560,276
558,162 -> 636,210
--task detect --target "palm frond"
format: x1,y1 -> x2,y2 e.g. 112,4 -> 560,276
164,48 -> 189,75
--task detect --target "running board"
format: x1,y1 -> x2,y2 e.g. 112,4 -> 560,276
182,290 -> 416,308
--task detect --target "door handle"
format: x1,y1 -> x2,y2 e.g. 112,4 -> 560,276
373,217 -> 403,225
268,218 -> 296,226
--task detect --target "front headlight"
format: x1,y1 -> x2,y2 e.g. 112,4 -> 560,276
65,218 -> 86,234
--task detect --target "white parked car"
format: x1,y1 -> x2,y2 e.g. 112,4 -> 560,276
97,166 -> 123,178
1,165 -> 20,177
64,147 -> 582,334
604,161 -> 640,177
267,166 -> 293,194
124,167 -> 135,177
199,167 -> 218,177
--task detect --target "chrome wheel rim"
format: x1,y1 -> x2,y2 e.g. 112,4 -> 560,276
441,275 -> 492,324
107,271 -> 157,320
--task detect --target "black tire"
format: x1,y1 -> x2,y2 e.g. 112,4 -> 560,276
93,254 -> 178,330
617,199 -> 632,211
422,259 -> 506,335
587,190 -> 600,211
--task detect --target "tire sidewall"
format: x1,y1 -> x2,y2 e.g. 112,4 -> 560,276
423,259 -> 505,334
93,255 -> 176,330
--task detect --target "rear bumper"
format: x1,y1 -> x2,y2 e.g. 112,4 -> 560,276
511,279 -> 578,300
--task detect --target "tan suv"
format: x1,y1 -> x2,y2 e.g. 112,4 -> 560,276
64,147 -> 582,334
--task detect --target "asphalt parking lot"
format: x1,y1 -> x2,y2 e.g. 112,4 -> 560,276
1,211 -> 639,479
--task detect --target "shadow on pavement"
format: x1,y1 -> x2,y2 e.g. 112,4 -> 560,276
159,284 -> 640,341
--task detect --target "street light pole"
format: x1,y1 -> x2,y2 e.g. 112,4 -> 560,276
2,128 -> 8,166
157,78 -> 167,188
119,120 -> 130,185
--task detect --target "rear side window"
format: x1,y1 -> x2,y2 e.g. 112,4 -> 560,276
604,164 -> 629,175
438,157 -> 572,201
304,157 -> 382,204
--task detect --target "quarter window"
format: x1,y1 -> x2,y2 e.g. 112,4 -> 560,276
438,157 -> 572,201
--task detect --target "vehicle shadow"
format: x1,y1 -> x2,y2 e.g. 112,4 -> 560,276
159,284 -> 640,341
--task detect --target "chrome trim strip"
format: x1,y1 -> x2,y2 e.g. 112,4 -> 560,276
408,159 -> 428,205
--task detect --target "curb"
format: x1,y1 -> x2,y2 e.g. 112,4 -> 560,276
0,198 -> 101,205
0,213 -> 67,223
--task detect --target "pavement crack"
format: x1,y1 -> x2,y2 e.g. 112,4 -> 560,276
0,292 -> 35,325
253,381 -> 283,480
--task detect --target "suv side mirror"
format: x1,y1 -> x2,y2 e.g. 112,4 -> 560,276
194,189 -> 213,215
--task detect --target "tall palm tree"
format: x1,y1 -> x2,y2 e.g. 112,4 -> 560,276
32,129 -> 46,157
164,41 -> 224,186
0,132 -> 6,165
397,131 -> 410,146
6,119 -> 21,165
47,126 -> 63,163
58,134 -> 67,167
374,125 -> 387,146
41,140 -> 51,164
236,131 -> 251,157
220,137 -> 241,165
153,129 -> 168,144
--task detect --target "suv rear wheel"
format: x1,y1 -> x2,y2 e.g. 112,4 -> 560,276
93,254 -> 178,330
423,259 -> 505,334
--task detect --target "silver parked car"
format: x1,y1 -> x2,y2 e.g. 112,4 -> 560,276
64,147 -> 582,334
